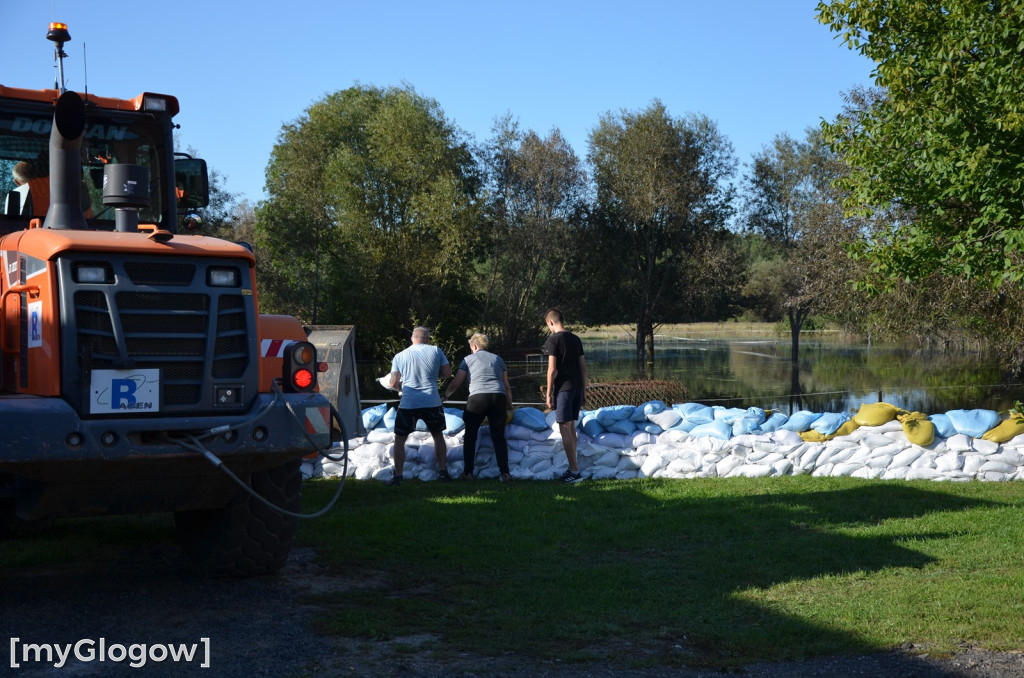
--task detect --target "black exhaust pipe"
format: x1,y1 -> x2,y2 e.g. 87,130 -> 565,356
42,90 -> 87,230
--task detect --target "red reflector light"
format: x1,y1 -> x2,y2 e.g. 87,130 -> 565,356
293,369 -> 314,390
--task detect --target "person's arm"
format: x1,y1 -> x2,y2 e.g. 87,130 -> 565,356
444,369 -> 467,399
546,355 -> 557,410
578,354 -> 587,408
502,371 -> 513,409
439,361 -> 452,380
389,369 -> 402,390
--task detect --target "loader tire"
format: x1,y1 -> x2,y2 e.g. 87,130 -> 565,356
175,459 -> 302,577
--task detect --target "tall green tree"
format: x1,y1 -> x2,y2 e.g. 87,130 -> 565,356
257,85 -> 483,352
817,0 -> 1024,288
480,116 -> 587,348
586,100 -> 737,370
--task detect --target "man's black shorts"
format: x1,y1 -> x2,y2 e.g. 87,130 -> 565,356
394,406 -> 446,436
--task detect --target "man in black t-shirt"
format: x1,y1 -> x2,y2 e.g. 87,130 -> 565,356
543,308 -> 587,483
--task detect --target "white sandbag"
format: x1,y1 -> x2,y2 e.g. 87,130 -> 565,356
987,449 -> 1024,466
631,431 -> 659,448
882,466 -> 910,480
659,429 -> 691,445
647,408 -> 683,430
830,462 -> 862,477
770,429 -> 806,446
616,468 -> 641,480
772,459 -> 794,476
639,453 -> 663,477
852,466 -> 884,479
890,448 -> 924,468
962,454 -> 986,475
594,450 -> 622,468
728,464 -> 773,478
945,434 -> 973,453
366,428 -> 395,444
616,454 -> 645,472
906,467 -> 943,480
981,471 -> 1011,482
972,438 -> 1000,455
865,453 -> 894,470
979,460 -> 1016,474
588,465 -> 617,480
529,457 -> 553,475
935,453 -> 964,473
911,451 -> 938,469
811,464 -> 834,477
716,455 -> 744,476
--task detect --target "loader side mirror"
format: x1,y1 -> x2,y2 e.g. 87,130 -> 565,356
173,157 -> 209,209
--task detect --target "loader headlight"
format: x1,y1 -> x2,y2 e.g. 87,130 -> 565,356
73,263 -> 113,284
207,267 -> 239,287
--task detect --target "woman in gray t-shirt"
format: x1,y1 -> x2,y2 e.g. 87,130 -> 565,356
443,333 -> 513,480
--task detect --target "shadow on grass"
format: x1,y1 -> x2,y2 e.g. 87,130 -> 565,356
299,477 -> 1009,671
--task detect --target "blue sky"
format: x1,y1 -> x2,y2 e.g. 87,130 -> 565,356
4,1 -> 876,206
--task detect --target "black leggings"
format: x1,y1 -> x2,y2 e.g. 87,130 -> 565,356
463,392 -> 509,475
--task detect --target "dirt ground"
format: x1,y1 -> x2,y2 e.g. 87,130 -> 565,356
2,543 -> 1023,678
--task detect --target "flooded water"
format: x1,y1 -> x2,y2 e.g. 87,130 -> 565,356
357,332 -> 1024,416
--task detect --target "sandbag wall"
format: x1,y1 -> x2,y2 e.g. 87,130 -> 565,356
303,401 -> 1024,483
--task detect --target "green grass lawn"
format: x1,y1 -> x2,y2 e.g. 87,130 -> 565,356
3,476 -> 1022,670
298,476 -> 1024,669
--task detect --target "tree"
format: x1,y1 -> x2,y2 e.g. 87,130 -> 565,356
479,116 -> 587,348
585,100 -> 737,371
817,0 -> 1024,288
257,84 -> 483,351
740,130 -> 860,364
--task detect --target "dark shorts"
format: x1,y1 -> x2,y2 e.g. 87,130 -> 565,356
394,406 -> 446,436
554,388 -> 583,424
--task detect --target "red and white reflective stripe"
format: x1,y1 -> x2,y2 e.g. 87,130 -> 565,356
306,405 -> 330,436
260,338 -> 296,358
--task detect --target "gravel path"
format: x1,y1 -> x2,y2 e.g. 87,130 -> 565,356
2,543 -> 1023,677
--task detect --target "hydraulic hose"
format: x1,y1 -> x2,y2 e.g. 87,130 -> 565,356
168,387 -> 350,520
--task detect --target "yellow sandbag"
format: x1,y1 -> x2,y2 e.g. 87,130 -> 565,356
852,402 -> 900,426
898,411 -> 935,446
981,413 -> 1024,443
799,418 -> 860,442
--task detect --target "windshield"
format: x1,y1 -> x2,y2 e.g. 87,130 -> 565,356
0,106 -> 164,227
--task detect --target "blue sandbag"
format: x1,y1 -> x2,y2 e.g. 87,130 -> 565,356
596,405 -> 636,425
714,407 -> 749,423
689,419 -> 733,440
756,411 -> 789,433
945,409 -> 1001,438
673,402 -> 716,424
382,406 -> 397,432
607,418 -> 638,435
810,412 -> 850,436
781,410 -> 822,432
929,413 -> 956,438
630,400 -> 667,421
361,402 -> 388,430
512,407 -> 549,431
580,413 -> 606,438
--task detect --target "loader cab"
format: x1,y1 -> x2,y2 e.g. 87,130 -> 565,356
0,87 -> 209,235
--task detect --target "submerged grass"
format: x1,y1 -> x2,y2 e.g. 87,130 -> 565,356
298,476 -> 1024,669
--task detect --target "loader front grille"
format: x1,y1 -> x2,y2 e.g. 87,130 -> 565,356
61,254 -> 257,416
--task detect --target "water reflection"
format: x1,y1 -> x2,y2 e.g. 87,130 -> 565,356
358,335 -> 1024,415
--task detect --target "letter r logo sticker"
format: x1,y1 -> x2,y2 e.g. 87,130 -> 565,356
111,378 -> 138,409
